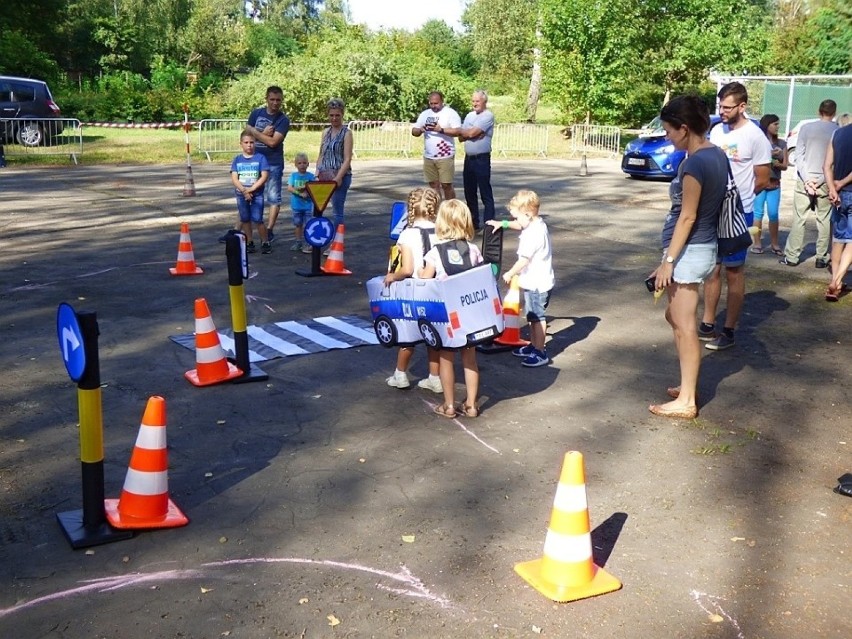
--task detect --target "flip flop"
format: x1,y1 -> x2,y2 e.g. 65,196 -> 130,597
433,403 -> 457,419
825,286 -> 839,302
750,246 -> 764,254
770,247 -> 784,256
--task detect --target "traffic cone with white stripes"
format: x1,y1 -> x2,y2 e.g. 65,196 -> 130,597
169,222 -> 203,276
185,298 -> 243,386
493,276 -> 528,347
104,396 -> 189,529
515,451 -> 621,602
321,224 -> 352,275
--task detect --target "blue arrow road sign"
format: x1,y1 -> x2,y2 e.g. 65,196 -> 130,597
57,303 -> 86,382
304,217 -> 335,248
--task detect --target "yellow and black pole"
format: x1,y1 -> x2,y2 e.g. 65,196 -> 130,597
225,233 -> 268,383
56,305 -> 133,548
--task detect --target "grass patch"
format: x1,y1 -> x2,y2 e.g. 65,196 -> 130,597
681,418 -> 762,456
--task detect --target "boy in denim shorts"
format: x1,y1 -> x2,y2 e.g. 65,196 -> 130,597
286,152 -> 315,251
229,130 -> 270,254
487,190 -> 555,367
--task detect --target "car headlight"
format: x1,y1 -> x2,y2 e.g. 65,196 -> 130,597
659,144 -> 675,154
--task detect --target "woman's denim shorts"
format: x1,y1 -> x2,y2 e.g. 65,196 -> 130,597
666,242 -> 717,284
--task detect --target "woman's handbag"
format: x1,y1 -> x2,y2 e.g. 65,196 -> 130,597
717,164 -> 753,256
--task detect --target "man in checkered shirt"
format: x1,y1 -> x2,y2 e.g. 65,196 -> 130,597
412,91 -> 462,200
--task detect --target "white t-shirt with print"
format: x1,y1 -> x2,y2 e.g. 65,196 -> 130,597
709,120 -> 772,214
415,106 -> 462,159
517,217 -> 554,293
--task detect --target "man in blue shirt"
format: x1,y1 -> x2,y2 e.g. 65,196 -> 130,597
456,90 -> 495,231
247,86 -> 290,242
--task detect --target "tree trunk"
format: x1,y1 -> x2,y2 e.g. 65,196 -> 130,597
525,25 -> 543,122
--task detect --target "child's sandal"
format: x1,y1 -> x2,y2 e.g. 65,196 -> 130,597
461,404 -> 479,418
433,403 -> 457,419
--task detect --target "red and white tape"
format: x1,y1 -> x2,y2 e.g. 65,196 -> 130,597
80,121 -> 197,129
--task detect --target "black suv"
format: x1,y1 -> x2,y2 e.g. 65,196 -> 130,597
0,76 -> 63,147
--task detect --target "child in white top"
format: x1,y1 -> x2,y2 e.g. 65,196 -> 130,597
383,188 -> 442,393
419,199 -> 484,418
487,189 -> 554,367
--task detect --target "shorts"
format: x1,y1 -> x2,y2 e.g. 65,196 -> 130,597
524,289 -> 551,323
832,191 -> 852,244
669,242 -> 716,284
264,164 -> 284,206
292,208 -> 312,227
235,193 -> 265,224
423,157 -> 455,185
718,211 -> 754,268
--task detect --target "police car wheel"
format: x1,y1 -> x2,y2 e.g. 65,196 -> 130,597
374,315 -> 397,347
418,320 -> 442,349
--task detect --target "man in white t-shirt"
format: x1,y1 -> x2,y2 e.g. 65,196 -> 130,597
412,91 -> 462,200
703,82 -> 772,351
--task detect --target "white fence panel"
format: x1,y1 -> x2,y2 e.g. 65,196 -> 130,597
493,123 -> 548,157
2,118 -> 83,164
350,120 -> 413,158
568,124 -> 621,159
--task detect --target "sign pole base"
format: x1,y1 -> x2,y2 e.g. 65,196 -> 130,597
231,362 -> 269,384
57,510 -> 134,549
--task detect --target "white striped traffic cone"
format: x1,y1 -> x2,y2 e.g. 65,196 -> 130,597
185,298 -> 243,386
493,275 -> 528,347
169,222 -> 203,276
321,224 -> 352,275
514,451 -> 621,602
104,396 -> 189,529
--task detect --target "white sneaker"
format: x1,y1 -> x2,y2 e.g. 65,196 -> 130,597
417,376 -> 443,394
386,371 -> 410,389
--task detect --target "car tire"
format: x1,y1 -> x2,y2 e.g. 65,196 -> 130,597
374,315 -> 397,348
417,320 -> 442,349
16,122 -> 44,147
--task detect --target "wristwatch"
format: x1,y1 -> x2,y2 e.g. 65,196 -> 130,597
664,254 -> 675,264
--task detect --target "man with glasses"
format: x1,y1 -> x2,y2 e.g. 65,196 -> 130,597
702,82 -> 772,350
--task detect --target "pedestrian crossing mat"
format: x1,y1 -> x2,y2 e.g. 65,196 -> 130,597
169,315 -> 379,363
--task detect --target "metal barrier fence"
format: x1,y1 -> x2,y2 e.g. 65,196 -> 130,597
1,118 -> 83,164
493,123 -> 549,157
197,119 -> 554,161
567,124 -> 621,159
196,119 -> 328,161
349,120 -> 413,157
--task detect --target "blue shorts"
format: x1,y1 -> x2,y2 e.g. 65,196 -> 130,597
235,193 -> 265,224
292,208 -> 312,227
524,289 -> 551,323
718,211 -> 754,267
670,242 -> 716,284
832,191 -> 852,244
264,165 -> 284,206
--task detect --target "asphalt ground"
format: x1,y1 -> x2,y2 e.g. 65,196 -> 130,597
0,158 -> 849,638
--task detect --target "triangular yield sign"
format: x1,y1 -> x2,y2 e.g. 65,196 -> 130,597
306,181 -> 337,213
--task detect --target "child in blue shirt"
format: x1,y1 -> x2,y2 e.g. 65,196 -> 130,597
230,129 -> 271,254
286,152 -> 316,252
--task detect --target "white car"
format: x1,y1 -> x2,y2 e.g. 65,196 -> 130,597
785,118 -> 820,165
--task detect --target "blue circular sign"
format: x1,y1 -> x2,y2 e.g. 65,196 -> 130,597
304,217 -> 335,248
57,303 -> 86,382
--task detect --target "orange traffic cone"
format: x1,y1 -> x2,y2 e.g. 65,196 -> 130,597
321,224 -> 352,275
493,276 -> 529,347
515,451 -> 621,602
104,396 -> 189,529
185,298 -> 243,386
182,164 -> 196,197
169,222 -> 203,276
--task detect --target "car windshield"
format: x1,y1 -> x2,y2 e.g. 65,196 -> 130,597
640,116 -> 665,137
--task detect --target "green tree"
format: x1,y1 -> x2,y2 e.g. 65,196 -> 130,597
181,0 -> 250,74
463,0 -> 538,89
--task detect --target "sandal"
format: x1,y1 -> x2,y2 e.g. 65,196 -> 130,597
825,286 -> 839,302
770,246 -> 784,256
460,404 -> 479,418
750,246 -> 764,254
433,403 -> 457,419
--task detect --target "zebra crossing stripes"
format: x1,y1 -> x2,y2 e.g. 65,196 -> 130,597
169,315 -> 379,363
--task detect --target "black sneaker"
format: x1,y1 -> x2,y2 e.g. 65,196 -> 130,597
778,257 -> 799,267
267,229 -> 275,243
697,324 -> 717,341
814,258 -> 828,269
261,241 -> 272,254
247,241 -> 256,253
705,332 -> 735,351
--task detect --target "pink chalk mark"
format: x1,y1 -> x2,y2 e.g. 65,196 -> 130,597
690,589 -> 745,639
